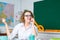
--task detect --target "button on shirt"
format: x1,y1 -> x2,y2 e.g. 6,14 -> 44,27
8,23 -> 38,40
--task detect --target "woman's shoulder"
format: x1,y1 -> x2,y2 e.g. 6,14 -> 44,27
12,23 -> 24,30
15,22 -> 24,27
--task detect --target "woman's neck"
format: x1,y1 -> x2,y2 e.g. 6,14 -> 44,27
24,22 -> 30,28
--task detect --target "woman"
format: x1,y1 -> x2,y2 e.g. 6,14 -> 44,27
2,10 -> 38,40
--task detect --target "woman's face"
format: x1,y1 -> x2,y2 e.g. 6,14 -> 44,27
24,12 -> 32,23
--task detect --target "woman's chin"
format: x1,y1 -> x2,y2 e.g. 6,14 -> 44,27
27,20 -> 31,23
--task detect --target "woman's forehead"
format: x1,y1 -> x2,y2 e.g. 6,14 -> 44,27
25,12 -> 31,15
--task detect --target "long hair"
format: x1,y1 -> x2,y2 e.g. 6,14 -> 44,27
20,10 -> 34,23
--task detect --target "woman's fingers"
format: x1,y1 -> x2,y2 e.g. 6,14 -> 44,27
31,18 -> 35,23
2,18 -> 6,23
31,18 -> 35,25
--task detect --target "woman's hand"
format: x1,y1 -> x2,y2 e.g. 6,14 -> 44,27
31,18 -> 35,24
2,18 -> 7,24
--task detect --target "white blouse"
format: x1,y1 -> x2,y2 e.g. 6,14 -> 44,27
8,23 -> 38,40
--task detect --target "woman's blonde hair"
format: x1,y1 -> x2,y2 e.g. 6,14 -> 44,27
20,10 -> 34,22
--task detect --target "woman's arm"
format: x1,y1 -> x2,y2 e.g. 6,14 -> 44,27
2,18 -> 10,36
31,18 -> 37,36
32,24 -> 37,36
2,18 -> 18,40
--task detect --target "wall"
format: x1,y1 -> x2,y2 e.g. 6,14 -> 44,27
0,0 -> 43,25
0,0 -> 42,33
21,0 -> 43,12
0,0 -> 21,33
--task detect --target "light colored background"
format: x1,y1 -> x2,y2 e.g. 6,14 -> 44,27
0,0 -> 42,33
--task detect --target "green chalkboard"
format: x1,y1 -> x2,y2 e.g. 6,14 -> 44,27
34,0 -> 60,30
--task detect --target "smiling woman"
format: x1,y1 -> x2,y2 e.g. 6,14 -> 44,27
2,10 -> 38,40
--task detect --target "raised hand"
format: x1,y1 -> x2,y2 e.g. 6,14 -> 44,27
31,18 -> 35,24
2,18 -> 7,24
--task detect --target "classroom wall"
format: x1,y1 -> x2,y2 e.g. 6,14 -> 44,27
0,0 -> 21,33
0,0 -> 21,26
0,0 -> 42,33
20,0 -> 42,12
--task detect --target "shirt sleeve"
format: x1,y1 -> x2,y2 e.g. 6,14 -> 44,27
8,24 -> 19,40
34,25 -> 38,35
